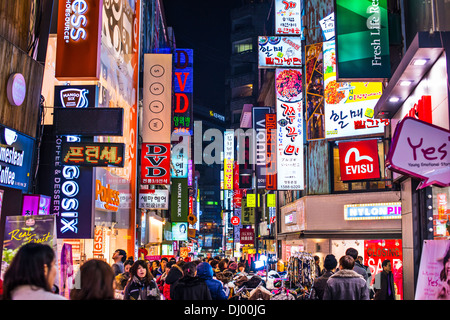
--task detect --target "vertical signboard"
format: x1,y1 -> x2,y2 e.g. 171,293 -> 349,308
141,143 -> 171,185
253,107 -> 271,188
275,0 -> 302,35
173,49 -> 194,135
266,113 -> 277,190
143,54 -> 173,143
323,41 -> 388,138
55,0 -> 102,80
305,43 -> 325,140
171,178 -> 188,222
275,68 -> 304,190
335,0 -> 390,80
224,130 -> 234,190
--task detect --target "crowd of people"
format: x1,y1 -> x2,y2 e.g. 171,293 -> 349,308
0,243 -> 397,300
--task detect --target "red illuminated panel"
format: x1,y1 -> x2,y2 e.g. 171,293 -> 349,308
141,143 -> 171,185
338,139 -> 380,181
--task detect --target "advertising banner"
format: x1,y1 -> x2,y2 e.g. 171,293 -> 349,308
62,142 -> 125,167
258,36 -> 302,68
275,68 -> 304,190
55,0 -> 102,80
338,139 -> 380,181
224,130 -> 234,190
265,113 -> 277,190
0,126 -> 34,193
22,194 -> 51,216
141,143 -> 170,185
60,243 -> 74,299
142,54 -> 173,143
386,117 -> 450,189
173,49 -> 194,135
364,239 -> 403,300
305,43 -> 325,140
170,178 -> 188,222
323,41 -> 388,138
275,0 -> 302,35
415,240 -> 450,300
241,198 -> 255,225
240,228 -> 254,245
54,85 -> 98,108
252,107 -> 271,188
1,215 -> 56,279
335,0 -> 390,80
172,222 -> 188,241
170,139 -> 189,178
138,189 -> 169,210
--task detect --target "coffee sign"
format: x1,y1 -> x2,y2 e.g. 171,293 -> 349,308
386,117 -> 450,189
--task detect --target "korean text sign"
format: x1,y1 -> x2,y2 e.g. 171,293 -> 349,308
258,36 -> 302,68
141,143 -> 171,185
323,41 -> 388,138
275,68 -> 304,190
138,189 -> 169,210
173,49 -> 193,135
275,0 -> 302,35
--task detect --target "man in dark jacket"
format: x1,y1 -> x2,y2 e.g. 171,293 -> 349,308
323,255 -> 370,300
345,248 -> 369,282
311,254 -> 337,300
197,262 -> 229,300
374,259 -> 395,300
172,262 -> 212,300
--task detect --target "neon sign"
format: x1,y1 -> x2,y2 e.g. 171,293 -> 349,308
344,202 -> 401,221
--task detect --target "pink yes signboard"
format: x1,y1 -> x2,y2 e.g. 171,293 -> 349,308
386,117 -> 450,189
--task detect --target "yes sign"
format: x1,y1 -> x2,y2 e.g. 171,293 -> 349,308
339,139 -> 380,181
386,117 -> 450,189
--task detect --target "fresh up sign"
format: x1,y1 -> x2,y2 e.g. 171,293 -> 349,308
0,126 -> 34,192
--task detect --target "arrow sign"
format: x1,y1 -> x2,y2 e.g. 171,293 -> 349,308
386,117 -> 450,189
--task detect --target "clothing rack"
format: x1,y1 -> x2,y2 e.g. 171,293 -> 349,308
287,252 -> 316,298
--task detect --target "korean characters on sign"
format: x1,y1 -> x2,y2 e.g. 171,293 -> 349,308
224,130 -> 234,190
275,68 -> 304,190
173,49 -> 193,135
141,143 -> 171,185
258,36 -> 302,68
275,0 -> 302,35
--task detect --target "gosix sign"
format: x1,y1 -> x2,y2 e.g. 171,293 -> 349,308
141,143 -> 170,185
338,139 -> 380,181
386,117 -> 450,188
55,0 -> 102,80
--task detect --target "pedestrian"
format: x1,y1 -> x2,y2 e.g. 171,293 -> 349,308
323,255 -> 370,300
345,248 -> 369,282
2,243 -> 66,300
197,262 -> 229,300
311,254 -> 337,300
70,259 -> 116,300
115,259 -> 133,291
210,259 -> 220,274
314,255 -> 322,278
111,249 -> 127,276
228,261 -> 238,274
123,260 -> 160,300
218,259 -> 228,272
374,259 -> 396,300
172,262 -> 212,300
151,260 -> 162,278
163,262 -> 184,300
236,262 -> 247,276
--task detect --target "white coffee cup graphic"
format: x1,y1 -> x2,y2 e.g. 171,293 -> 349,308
4,128 -> 18,145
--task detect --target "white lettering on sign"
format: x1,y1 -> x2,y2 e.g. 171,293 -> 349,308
60,165 -> 80,234
64,0 -> 88,43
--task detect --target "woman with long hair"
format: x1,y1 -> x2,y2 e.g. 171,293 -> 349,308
2,243 -> 66,300
123,260 -> 160,300
70,259 -> 115,300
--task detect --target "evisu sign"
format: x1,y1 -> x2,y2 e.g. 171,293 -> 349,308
338,139 -> 380,181
55,0 -> 102,80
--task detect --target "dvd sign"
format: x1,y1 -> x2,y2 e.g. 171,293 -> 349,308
339,139 -> 380,181
141,143 -> 170,185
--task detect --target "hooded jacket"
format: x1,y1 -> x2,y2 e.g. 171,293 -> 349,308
323,269 -> 369,300
172,275 -> 212,300
123,276 -> 160,300
196,262 -> 229,300
163,265 -> 183,300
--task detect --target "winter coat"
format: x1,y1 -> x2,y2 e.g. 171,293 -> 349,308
123,276 -> 160,300
353,261 -> 369,282
172,276 -> 212,300
196,262 -> 228,300
311,270 -> 334,300
10,285 -> 67,300
374,271 -> 395,300
323,269 -> 369,300
163,264 -> 183,300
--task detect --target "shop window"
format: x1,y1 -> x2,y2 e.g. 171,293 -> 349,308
232,38 -> 253,54
231,84 -> 253,99
331,139 -> 393,193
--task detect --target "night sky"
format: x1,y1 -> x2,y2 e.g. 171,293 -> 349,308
162,0 -> 241,114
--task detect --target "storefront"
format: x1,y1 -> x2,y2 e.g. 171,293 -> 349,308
374,31 -> 450,299
278,191 -> 403,297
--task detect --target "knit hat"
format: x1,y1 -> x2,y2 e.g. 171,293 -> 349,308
228,262 -> 238,271
324,254 -> 338,270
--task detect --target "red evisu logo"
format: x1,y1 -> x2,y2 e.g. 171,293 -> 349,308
339,139 -> 380,181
